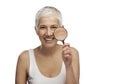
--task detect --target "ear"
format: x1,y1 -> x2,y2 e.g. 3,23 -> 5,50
34,26 -> 39,35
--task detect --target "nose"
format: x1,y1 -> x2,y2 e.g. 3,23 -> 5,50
46,28 -> 54,36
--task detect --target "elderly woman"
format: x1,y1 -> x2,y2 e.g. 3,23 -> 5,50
15,6 -> 80,84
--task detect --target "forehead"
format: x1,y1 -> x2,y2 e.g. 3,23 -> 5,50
39,16 -> 59,25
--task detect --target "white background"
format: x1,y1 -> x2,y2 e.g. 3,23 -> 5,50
0,0 -> 120,84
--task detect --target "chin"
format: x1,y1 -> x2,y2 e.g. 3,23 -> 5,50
43,42 -> 57,48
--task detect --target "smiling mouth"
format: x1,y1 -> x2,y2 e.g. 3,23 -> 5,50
44,37 -> 55,42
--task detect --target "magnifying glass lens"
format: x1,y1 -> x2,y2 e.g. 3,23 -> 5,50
54,28 -> 67,44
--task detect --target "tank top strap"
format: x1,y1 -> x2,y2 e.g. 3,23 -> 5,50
28,49 -> 40,77
29,49 -> 35,65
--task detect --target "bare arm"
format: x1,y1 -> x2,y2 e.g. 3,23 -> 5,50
62,43 -> 80,84
15,51 -> 29,84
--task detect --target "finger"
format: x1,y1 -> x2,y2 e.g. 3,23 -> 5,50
62,43 -> 70,49
63,54 -> 70,58
62,48 -> 70,55
62,45 -> 70,52
62,54 -> 72,62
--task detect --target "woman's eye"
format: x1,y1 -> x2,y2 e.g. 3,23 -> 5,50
52,27 -> 57,28
51,26 -> 58,29
40,26 -> 46,29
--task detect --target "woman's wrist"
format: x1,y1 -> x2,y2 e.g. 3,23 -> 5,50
65,64 -> 73,70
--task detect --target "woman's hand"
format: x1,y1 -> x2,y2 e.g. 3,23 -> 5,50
62,43 -> 72,68
62,43 -> 80,84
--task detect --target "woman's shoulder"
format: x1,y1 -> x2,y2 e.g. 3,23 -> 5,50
16,50 -> 30,76
70,46 -> 80,61
70,47 -> 79,55
18,50 -> 29,60
17,50 -> 30,68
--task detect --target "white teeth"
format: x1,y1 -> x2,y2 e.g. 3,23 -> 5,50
45,38 -> 53,41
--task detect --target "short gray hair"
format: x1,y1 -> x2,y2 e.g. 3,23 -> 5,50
35,6 -> 62,27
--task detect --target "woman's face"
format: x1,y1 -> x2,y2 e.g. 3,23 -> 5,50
36,16 -> 60,48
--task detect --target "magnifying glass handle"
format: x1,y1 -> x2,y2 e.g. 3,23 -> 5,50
62,40 -> 64,44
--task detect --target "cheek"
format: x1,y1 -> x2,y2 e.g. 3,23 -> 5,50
37,30 -> 45,37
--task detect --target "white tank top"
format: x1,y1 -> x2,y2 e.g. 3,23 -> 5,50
28,49 -> 66,84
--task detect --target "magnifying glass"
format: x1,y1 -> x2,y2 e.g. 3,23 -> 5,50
54,28 -> 68,44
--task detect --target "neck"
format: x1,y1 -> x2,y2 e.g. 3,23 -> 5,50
39,44 -> 59,56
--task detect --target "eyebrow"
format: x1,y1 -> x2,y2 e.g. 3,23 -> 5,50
39,25 -> 46,26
